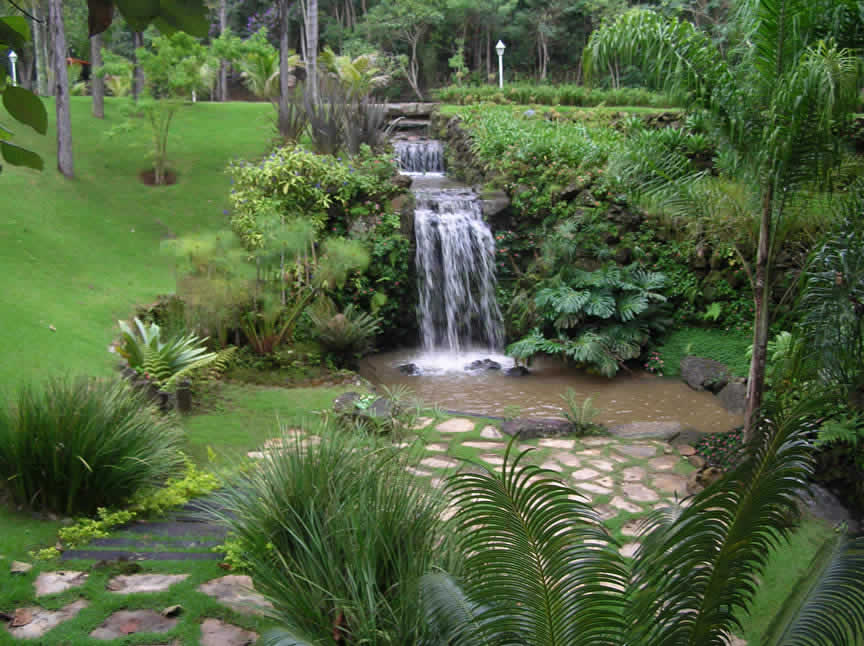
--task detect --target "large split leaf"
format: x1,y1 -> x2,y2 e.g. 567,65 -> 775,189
2,87 -> 47,134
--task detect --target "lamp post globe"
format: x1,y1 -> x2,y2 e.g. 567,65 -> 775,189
495,40 -> 505,89
8,50 -> 18,86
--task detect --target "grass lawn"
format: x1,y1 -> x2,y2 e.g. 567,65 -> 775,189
2,97 -> 273,386
658,327 -> 752,377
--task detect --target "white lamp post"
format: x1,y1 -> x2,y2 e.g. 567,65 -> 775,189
8,50 -> 18,87
495,40 -> 505,89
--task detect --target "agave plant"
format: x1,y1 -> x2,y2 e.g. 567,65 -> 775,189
423,403 -> 864,645
115,317 -> 218,388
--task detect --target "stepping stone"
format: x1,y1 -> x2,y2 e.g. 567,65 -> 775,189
587,459 -> 614,472
539,460 -> 563,472
677,444 -> 696,456
62,549 -> 222,562
621,483 -> 659,503
582,437 -> 615,446
198,575 -> 273,615
480,426 -> 503,439
436,418 -> 475,433
405,466 -> 433,477
6,601 -> 88,639
34,571 -> 87,597
594,504 -> 618,521
652,473 -> 689,496
462,441 -> 506,450
619,543 -> 640,558
575,449 -> 602,456
574,482 -> 612,495
90,609 -> 178,640
421,456 -> 459,469
554,453 -> 582,468
649,455 -> 680,471
728,637 -> 748,646
621,519 -> 643,537
430,478 -> 445,489
538,438 -> 574,449
412,417 -> 434,429
200,618 -> 258,646
10,561 -> 32,574
621,466 -> 646,482
480,454 -> 505,466
107,573 -> 189,594
596,476 -> 615,488
425,443 -> 447,452
609,453 -> 630,464
615,444 -> 658,459
610,496 -> 644,513
571,468 -> 600,481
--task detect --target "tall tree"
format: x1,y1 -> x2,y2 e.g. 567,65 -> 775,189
31,0 -> 51,96
90,33 -> 104,118
48,0 -> 73,177
277,0 -> 294,137
132,30 -> 144,101
305,0 -> 319,104
585,0 -> 862,438
218,0 -> 228,101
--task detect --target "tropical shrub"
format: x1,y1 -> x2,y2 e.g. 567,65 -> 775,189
211,423 -> 455,644
0,377 -> 184,515
434,83 -> 674,107
507,265 -> 671,377
559,390 -> 603,434
307,298 -> 380,366
115,317 -> 223,389
424,407 -> 864,645
97,49 -> 133,97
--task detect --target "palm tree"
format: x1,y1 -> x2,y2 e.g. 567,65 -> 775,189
583,0 -> 862,439
424,407 -> 864,645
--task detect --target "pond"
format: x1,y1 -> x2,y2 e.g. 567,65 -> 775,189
361,350 -> 742,435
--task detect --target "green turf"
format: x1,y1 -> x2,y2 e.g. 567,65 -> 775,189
657,327 -> 752,377
181,383 -> 355,462
2,97 -> 274,386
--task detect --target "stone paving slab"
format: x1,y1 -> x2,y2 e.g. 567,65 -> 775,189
615,444 -> 658,459
436,418 -> 475,433
107,573 -> 190,594
90,537 -> 222,550
621,482 -> 659,503
200,618 -> 258,646
537,438 -> 574,449
462,441 -> 506,450
421,456 -> 459,469
124,521 -> 227,538
34,571 -> 88,597
90,610 -> 178,640
6,601 -> 89,639
198,575 -> 273,615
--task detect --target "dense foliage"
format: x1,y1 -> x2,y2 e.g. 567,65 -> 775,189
435,84 -> 673,107
0,378 -> 184,515
212,422 -> 455,645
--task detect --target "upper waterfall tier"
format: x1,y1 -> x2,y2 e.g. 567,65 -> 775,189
395,140 -> 445,175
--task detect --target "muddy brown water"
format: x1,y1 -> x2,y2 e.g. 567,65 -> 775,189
361,350 -> 742,435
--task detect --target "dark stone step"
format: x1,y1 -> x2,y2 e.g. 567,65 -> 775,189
124,521 -> 227,538
90,537 -> 222,550
61,549 -> 224,562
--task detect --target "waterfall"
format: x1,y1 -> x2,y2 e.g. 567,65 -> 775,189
413,187 -> 504,353
395,140 -> 445,175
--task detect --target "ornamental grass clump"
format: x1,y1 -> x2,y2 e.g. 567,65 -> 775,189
0,377 -> 184,516
212,422 -> 455,645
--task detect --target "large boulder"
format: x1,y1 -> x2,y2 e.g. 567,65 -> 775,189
500,418 -> 573,439
680,356 -> 731,393
607,421 -> 684,441
478,190 -> 511,219
717,381 -> 748,415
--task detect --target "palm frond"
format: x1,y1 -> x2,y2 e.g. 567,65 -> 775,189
420,573 -> 494,646
627,403 -> 820,646
446,442 -> 629,646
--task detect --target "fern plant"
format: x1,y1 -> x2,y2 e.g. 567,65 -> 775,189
307,298 -> 380,366
507,265 -> 670,377
559,390 -> 602,434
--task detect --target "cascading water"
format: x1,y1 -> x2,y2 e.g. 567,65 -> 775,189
414,188 -> 503,353
396,139 -> 504,364
394,140 -> 445,175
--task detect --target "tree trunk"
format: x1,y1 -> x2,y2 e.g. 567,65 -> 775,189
91,33 -> 104,118
48,0 -> 73,178
132,31 -> 145,101
33,0 -> 51,96
277,0 -> 293,138
408,36 -> 423,100
218,0 -> 228,101
744,187 -> 774,439
306,0 -> 319,104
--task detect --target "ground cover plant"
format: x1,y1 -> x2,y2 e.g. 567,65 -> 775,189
434,84 -> 674,107
0,377 -> 184,515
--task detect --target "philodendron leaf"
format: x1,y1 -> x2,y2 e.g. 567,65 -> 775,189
3,87 -> 48,134
87,0 -> 115,36
1,141 -> 44,170
0,17 -> 30,52
114,0 -> 161,31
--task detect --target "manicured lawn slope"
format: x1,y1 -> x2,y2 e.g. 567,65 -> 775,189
1,97 -> 273,386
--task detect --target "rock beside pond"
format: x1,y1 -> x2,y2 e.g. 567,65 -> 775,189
717,381 -> 748,415
333,392 -> 395,419
501,418 -> 573,439
680,356 -> 730,393
505,366 -> 530,377
465,358 -> 501,372
399,363 -> 422,376
608,421 -> 683,440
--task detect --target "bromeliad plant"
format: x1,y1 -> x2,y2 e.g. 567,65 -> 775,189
423,404 -> 864,646
115,317 -> 221,389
